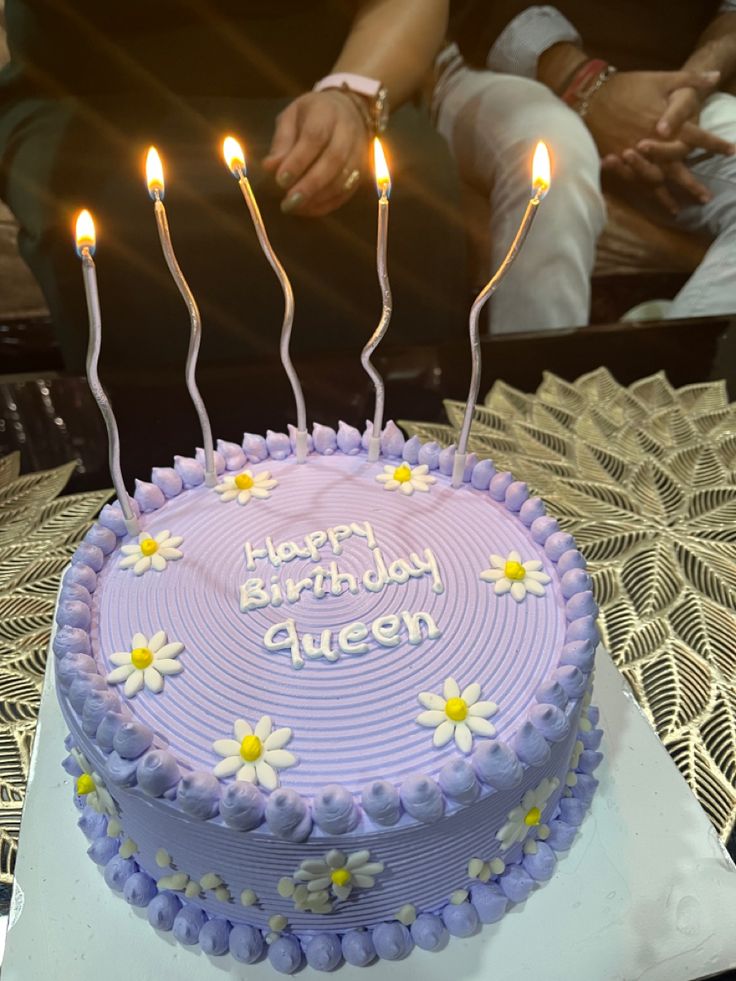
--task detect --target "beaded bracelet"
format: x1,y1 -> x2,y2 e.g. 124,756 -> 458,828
575,65 -> 618,117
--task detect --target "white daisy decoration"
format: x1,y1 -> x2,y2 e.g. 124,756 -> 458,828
214,469 -> 277,505
293,849 -> 384,905
70,748 -> 117,817
496,777 -> 560,852
212,716 -> 297,790
375,462 -> 436,496
416,676 -> 498,754
480,550 -> 551,602
106,630 -> 184,698
118,530 -> 183,576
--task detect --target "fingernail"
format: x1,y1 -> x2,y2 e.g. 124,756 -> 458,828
657,121 -> 670,136
280,192 -> 303,214
276,171 -> 293,189
704,70 -> 720,81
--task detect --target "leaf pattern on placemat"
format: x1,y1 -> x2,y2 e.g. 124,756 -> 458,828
403,367 -> 736,841
0,456 -> 113,885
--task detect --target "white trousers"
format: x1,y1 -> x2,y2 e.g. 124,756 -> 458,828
435,59 -> 736,331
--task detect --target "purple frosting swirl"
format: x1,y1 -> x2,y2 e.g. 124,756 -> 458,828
544,531 -> 576,562
470,458 -> 495,490
566,590 -> 598,621
411,913 -> 448,951
313,783 -> 361,834
442,901 -> 479,937
268,935 -> 303,974
98,502 -> 137,537
342,929 -> 376,966
523,842 -> 556,881
505,481 -> 529,511
123,871 -> 157,907
372,922 -> 413,961
78,806 -> 107,840
361,780 -> 402,826
219,780 -> 265,830
305,933 -> 342,971
217,439 -> 247,471
402,435 -> 421,464
519,496 -> 545,526
438,444 -> 456,476
151,467 -> 183,498
361,421 -> 374,450
88,835 -> 120,866
242,432 -> 268,461
176,772 -> 220,820
195,446 -> 226,474
534,680 -> 568,709
560,568 -> 593,599
265,787 -> 312,841
72,542 -> 105,573
546,818 -> 577,851
499,865 -> 535,903
560,639 -> 595,672
336,420 -> 362,455
105,751 -> 139,786
134,479 -> 165,513
470,882 -> 508,923
313,422 -> 338,455
558,796 -> 587,827
57,653 -> 97,691
69,673 -> 107,713
56,600 -> 91,631
266,430 -> 290,460
103,855 -> 138,892
530,516 -> 559,544
83,524 -> 118,555
113,720 -> 154,760
529,704 -> 569,742
381,420 -> 405,458
137,750 -> 181,796
473,740 -> 522,789
173,456 -> 204,488
417,441 -> 441,469
63,564 -> 97,594
82,689 -> 120,736
400,774 -> 444,823
172,905 -> 206,945
199,918 -> 231,956
96,710 -> 128,752
60,582 -> 92,608
489,471 -> 513,502
557,548 -> 587,574
147,892 -> 181,931
512,720 -> 551,765
554,665 -> 587,698
288,424 -> 314,454
566,615 -> 600,647
53,624 -> 91,658
438,758 -> 479,804
229,923 -> 264,963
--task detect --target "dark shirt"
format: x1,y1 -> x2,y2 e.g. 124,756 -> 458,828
450,0 -> 722,73
1,1 -> 357,107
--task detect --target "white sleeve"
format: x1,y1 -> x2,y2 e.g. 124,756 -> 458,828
718,0 -> 736,11
486,6 -> 582,79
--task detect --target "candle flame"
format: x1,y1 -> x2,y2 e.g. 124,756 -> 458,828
532,141 -> 551,199
373,137 -> 391,197
75,209 -> 96,256
223,136 -> 246,176
146,146 -> 165,199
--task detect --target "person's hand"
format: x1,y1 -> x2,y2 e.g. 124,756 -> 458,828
262,90 -> 370,218
601,149 -> 712,215
585,69 -> 729,159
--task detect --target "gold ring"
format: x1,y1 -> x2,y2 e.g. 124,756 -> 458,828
342,168 -> 360,192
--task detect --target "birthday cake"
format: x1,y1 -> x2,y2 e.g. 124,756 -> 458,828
54,421 -> 602,973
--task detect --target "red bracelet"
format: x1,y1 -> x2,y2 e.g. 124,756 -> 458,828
561,58 -> 608,106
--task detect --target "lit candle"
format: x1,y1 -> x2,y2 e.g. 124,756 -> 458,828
74,210 -> 139,536
145,146 -> 217,487
223,136 -> 308,463
361,137 -> 392,463
452,141 -> 551,488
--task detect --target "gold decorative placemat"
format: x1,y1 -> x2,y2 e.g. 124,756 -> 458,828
402,367 -> 736,843
0,451 -> 111,884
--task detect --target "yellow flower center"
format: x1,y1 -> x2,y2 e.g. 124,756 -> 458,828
139,537 -> 159,556
445,697 -> 468,722
524,806 -> 542,827
234,472 -> 254,491
240,735 -> 262,762
76,773 -> 96,796
330,868 -> 351,887
131,647 -> 154,670
504,560 -> 526,581
393,464 -> 412,484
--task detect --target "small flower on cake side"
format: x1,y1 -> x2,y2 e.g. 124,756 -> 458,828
105,630 -> 184,697
496,776 -> 559,852
70,748 -> 117,817
212,715 -> 297,790
214,469 -> 277,505
480,550 -> 551,602
415,676 -> 498,754
280,849 -> 384,915
375,462 -> 436,496
118,529 -> 183,575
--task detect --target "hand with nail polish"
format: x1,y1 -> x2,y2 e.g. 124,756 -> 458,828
262,90 -> 369,218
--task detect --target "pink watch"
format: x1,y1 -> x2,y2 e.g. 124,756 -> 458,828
313,73 -> 389,134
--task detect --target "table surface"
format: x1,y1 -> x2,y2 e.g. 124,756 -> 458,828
5,648 -> 736,981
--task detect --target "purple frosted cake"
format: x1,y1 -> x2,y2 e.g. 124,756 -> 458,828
55,420 -> 602,973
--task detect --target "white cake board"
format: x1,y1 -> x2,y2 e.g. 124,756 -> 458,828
4,650 -> 736,981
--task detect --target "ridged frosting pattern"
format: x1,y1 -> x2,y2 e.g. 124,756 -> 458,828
93,452 -> 564,792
